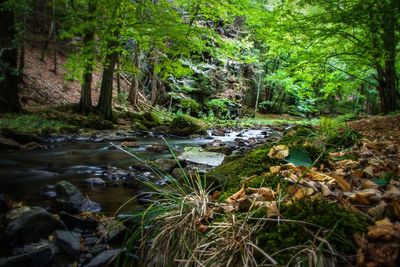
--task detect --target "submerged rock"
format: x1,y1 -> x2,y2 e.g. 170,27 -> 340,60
83,178 -> 106,187
0,135 -> 20,150
145,144 -> 169,153
5,207 -> 65,245
55,181 -> 101,213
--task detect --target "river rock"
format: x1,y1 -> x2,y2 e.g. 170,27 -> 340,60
123,174 -> 140,188
13,239 -> 60,256
204,145 -> 232,155
55,181 -> 101,213
151,125 -> 170,136
104,221 -> 127,244
21,142 -> 43,150
178,147 -> 225,167
53,230 -> 81,260
59,211 -> 99,230
0,135 -> 20,150
154,159 -> 178,173
120,141 -> 139,148
83,178 -> 106,186
145,144 -> 169,153
0,244 -> 53,267
5,207 -> 65,245
211,129 -> 225,136
84,249 -> 122,267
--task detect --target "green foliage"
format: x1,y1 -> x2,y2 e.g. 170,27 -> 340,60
256,200 -> 369,264
206,98 -> 240,119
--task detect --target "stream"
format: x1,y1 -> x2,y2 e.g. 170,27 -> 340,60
0,129 -> 271,214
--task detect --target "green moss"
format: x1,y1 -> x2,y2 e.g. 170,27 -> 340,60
255,200 -> 369,264
0,114 -> 78,134
169,114 -> 207,136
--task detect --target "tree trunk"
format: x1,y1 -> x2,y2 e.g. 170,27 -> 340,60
128,45 -> 140,107
97,51 -> 118,120
150,49 -> 159,106
78,0 -> 96,113
379,0 -> 398,113
0,1 -> 21,113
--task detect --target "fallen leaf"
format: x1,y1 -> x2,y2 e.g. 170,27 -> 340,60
226,187 -> 246,205
269,166 -> 281,174
247,187 -> 274,201
320,183 -> 332,196
367,201 -> 387,220
364,165 -> 375,177
368,218 -> 400,240
268,145 -> 289,159
331,174 -> 351,191
293,187 -> 314,200
266,201 -> 280,218
308,171 -> 332,181
361,179 -> 379,190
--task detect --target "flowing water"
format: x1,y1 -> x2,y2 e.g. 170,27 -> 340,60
0,129 -> 268,214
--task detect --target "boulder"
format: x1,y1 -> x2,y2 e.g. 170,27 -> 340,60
0,244 -> 53,267
169,115 -> 207,137
59,212 -> 99,230
55,181 -> 101,213
84,249 -> 122,267
104,221 -> 127,244
53,230 -> 81,260
211,129 -> 225,136
204,145 -> 232,155
154,159 -> 178,173
5,207 -> 65,245
0,135 -> 20,150
120,141 -> 139,148
145,144 -> 169,153
20,142 -> 43,150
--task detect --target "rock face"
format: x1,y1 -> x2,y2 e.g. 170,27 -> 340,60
5,207 -> 65,245
55,181 -> 101,213
53,230 -> 81,260
85,249 -> 122,267
0,245 -> 53,267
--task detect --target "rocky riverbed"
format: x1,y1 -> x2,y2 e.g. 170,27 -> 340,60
0,125 -> 288,266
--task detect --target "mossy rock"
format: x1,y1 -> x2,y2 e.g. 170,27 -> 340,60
130,112 -> 162,129
169,114 -> 207,136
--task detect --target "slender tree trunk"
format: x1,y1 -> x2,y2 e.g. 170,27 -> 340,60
97,51 -> 118,120
128,45 -> 140,107
79,0 -> 96,113
0,1 -> 21,113
150,49 -> 159,106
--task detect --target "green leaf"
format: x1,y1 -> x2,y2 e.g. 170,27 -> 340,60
284,149 -> 312,167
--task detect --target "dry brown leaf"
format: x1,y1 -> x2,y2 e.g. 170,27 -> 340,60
226,187 -> 246,204
308,171 -> 333,182
266,201 -> 280,218
364,165 -> 375,177
268,145 -> 289,159
331,174 -> 351,191
361,179 -> 379,190
293,187 -> 314,200
368,218 -> 400,240
269,166 -> 281,174
353,169 -> 364,179
392,200 -> 400,219
367,201 -> 387,220
351,189 -> 382,204
247,187 -> 274,201
320,183 -> 332,196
